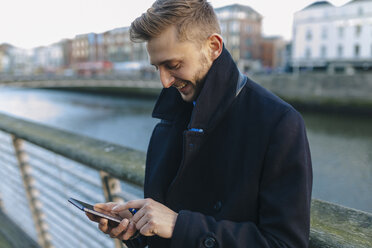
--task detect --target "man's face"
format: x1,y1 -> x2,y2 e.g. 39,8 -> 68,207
147,26 -> 212,102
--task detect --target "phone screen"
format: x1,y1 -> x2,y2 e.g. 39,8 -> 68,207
68,197 -> 122,226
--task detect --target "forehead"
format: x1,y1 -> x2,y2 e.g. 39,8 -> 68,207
147,26 -> 197,65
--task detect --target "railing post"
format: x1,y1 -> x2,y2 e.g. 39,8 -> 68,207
100,171 -> 125,248
12,136 -> 54,248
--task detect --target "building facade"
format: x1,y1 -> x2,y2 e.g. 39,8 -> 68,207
292,0 -> 372,73
261,36 -> 287,72
215,4 -> 263,73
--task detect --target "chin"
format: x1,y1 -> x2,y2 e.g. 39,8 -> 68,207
180,93 -> 195,103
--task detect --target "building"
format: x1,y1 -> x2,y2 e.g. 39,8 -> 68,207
215,4 -> 263,73
103,27 -> 148,63
292,0 -> 372,73
260,36 -> 287,73
0,44 -> 12,74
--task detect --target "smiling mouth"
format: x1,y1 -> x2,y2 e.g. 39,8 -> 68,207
174,82 -> 187,90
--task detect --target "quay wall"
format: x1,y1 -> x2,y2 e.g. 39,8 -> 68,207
1,73 -> 372,114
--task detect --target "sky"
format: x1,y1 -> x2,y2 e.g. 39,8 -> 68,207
0,0 -> 351,49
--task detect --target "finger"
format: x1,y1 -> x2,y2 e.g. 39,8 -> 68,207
122,221 -> 137,240
130,206 -> 147,224
85,212 -> 100,222
140,221 -> 157,237
98,218 -> 111,234
94,202 -> 118,211
112,199 -> 148,212
110,218 -> 129,238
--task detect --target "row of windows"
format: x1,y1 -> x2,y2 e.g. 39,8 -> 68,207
305,44 -> 372,58
306,25 -> 366,41
220,21 -> 257,34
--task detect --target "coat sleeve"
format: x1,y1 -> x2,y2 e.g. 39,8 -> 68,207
170,109 -> 313,248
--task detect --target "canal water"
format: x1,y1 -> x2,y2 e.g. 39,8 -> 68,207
0,87 -> 371,213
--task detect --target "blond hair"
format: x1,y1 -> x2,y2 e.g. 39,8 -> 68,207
130,0 -> 221,44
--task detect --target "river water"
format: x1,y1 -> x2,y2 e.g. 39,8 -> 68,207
0,87 -> 371,213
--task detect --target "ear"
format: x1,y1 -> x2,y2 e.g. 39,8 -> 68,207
207,34 -> 223,61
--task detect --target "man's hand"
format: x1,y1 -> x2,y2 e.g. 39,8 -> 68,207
85,202 -> 135,240
112,198 -> 178,239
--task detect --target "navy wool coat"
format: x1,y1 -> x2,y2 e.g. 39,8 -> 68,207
125,48 -> 313,248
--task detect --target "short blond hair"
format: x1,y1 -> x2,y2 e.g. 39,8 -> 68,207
130,0 -> 221,44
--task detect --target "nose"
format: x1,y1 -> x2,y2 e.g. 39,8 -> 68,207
159,67 -> 175,88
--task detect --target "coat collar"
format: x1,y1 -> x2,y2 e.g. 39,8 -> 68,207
152,47 -> 240,132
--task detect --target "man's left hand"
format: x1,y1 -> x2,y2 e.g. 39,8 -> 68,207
112,198 -> 178,239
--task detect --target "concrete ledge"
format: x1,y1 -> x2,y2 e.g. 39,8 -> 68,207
310,199 -> 372,248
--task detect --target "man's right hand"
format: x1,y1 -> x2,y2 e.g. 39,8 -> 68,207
85,202 -> 138,240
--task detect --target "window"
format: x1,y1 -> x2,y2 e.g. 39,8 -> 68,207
321,46 -> 327,58
230,21 -> 240,33
354,44 -> 360,57
306,29 -> 312,41
358,7 -> 363,16
355,25 -> 362,37
220,22 -> 227,33
338,27 -> 344,39
322,27 -> 328,40
337,45 -> 343,58
305,47 -> 311,58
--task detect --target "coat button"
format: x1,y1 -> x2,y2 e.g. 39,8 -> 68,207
213,201 -> 222,212
203,237 -> 216,248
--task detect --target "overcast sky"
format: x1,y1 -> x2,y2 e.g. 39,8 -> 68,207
0,0 -> 351,49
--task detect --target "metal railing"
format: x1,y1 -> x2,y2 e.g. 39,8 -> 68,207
0,112 -> 371,248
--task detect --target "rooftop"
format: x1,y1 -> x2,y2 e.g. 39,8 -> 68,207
215,4 -> 262,18
302,1 -> 334,10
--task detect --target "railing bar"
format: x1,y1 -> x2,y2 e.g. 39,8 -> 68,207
43,209 -> 101,245
0,143 -> 14,154
29,159 -> 102,189
48,219 -> 88,247
48,228 -> 101,248
1,185 -> 29,204
0,168 -> 22,182
30,161 -> 101,191
40,194 -> 100,230
37,192 -> 115,247
44,208 -> 110,248
47,230 -> 75,248
38,191 -> 99,229
3,211 -> 37,232
34,174 -> 102,206
0,175 -> 28,195
45,212 -> 110,248
34,174 -> 100,203
0,153 -> 19,168
0,136 -> 10,142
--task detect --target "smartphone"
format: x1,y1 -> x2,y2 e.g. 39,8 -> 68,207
68,197 -> 122,226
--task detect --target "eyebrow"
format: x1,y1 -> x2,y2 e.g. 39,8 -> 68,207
150,58 -> 182,67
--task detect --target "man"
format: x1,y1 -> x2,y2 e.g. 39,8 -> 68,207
87,0 -> 313,247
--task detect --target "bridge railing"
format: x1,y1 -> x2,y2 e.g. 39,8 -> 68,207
0,112 -> 371,248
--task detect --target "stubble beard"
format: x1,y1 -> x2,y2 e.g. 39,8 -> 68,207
186,52 -> 211,102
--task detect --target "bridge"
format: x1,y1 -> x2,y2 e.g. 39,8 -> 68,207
0,112 -> 371,248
